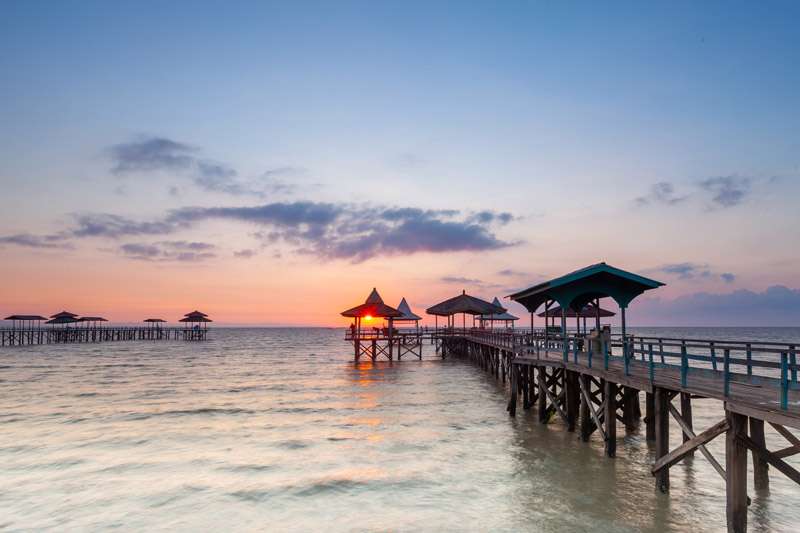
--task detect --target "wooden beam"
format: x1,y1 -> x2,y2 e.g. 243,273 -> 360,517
680,392 -> 694,456
726,411 -> 748,533
604,380 -> 617,458
652,418 -> 729,474
749,417 -> 769,490
738,434 -> 800,485
580,377 -> 606,441
654,387 -> 670,492
668,403 -> 727,481
769,422 -> 800,447
773,445 -> 800,459
542,375 -> 568,423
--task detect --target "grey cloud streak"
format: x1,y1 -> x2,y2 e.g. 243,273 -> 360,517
10,201 -> 518,263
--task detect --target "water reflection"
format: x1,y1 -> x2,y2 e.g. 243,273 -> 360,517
0,327 -> 798,531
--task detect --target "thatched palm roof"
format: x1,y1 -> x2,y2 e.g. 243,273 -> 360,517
46,316 -> 79,324
50,310 -> 78,319
144,318 -> 166,323
395,297 -> 421,321
183,310 -> 208,317
79,317 -> 108,322
179,316 -> 213,323
427,291 -> 505,316
480,298 -> 519,321
341,288 -> 402,318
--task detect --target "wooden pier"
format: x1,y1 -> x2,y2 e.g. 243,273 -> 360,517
1,309 -> 213,347
437,328 -> 800,533
0,326 -> 208,346
342,264 -> 799,532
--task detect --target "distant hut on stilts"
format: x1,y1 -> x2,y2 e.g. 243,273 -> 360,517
393,297 -> 423,360
179,310 -> 212,341
341,288 -> 403,362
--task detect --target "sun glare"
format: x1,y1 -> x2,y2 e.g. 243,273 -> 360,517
364,315 -> 373,321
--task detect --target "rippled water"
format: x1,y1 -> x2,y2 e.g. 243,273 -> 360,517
1,328 -> 798,531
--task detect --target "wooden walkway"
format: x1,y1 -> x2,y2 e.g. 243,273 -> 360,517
0,326 -> 208,346
433,328 -> 800,533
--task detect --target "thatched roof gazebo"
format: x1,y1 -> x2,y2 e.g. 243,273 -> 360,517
479,297 -> 519,329
341,288 -> 403,320
180,311 -> 212,329
427,290 -> 505,330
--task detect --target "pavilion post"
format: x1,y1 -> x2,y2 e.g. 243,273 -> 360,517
561,306 -> 568,362
595,298 -> 601,331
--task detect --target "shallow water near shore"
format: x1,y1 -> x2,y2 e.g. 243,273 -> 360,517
1,327 -> 799,531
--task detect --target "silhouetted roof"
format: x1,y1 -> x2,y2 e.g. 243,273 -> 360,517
183,310 -> 208,317
144,318 -> 166,323
427,291 -> 505,316
79,317 -> 108,322
4,315 -> 47,321
538,304 -> 616,318
395,297 -> 421,321
509,262 -> 664,312
480,297 -> 519,321
341,288 -> 402,318
50,310 -> 78,318
46,316 -> 79,324
179,316 -> 213,323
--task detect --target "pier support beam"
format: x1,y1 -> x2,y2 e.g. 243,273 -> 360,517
538,367 -> 548,424
681,393 -> 694,457
749,418 -> 769,491
507,364 -> 518,417
654,387 -> 670,492
579,374 -> 592,442
726,410 -> 748,533
565,370 -> 579,432
604,380 -> 617,458
645,392 -> 655,441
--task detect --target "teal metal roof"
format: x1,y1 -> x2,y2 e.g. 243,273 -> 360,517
508,262 -> 664,312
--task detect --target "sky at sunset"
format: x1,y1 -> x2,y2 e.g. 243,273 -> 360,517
1,1 -> 799,326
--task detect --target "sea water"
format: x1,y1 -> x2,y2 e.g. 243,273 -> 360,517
1,327 -> 798,532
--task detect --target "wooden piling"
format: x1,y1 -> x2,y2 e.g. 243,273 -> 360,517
565,370 -> 579,432
726,410 -> 749,533
604,379 -> 617,458
749,417 -> 769,491
681,392 -> 694,457
654,387 -> 670,492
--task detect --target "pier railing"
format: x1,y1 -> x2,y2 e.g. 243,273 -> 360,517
442,328 -> 799,411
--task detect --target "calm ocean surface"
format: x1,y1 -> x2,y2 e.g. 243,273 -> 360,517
1,327 -> 799,532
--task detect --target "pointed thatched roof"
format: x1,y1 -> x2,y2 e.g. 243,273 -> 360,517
179,316 -> 213,323
50,310 -> 78,319
183,310 -> 208,318
46,316 -> 79,324
480,298 -> 519,321
341,288 -> 402,318
395,297 -> 421,321
427,291 -> 505,316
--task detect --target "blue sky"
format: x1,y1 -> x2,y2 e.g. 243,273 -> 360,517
1,1 -> 799,325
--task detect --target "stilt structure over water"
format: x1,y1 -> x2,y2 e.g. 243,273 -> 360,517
1,310 -> 211,346
342,289 -> 425,361
343,262 -> 800,532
